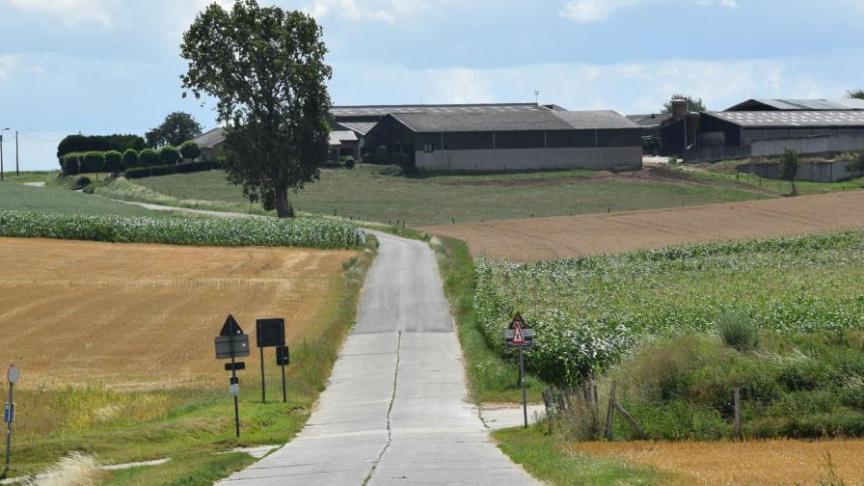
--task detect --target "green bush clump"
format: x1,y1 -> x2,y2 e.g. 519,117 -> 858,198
80,152 -> 105,173
0,210 -> 364,249
104,150 -> 123,173
717,311 -> 759,351
59,153 -> 81,175
139,149 -> 160,167
122,149 -> 140,168
179,141 -> 202,161
124,161 -> 221,179
159,146 -> 181,165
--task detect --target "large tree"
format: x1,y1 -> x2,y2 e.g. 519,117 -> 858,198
180,0 -> 332,218
146,112 -> 203,148
661,94 -> 707,114
847,89 -> 864,100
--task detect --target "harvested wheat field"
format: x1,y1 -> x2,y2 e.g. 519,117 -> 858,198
0,237 -> 356,390
572,439 -> 864,485
422,190 -> 864,261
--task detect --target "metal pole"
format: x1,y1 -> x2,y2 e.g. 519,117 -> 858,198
0,134 -> 4,182
231,354 -> 239,438
14,132 -> 18,177
1,382 -> 13,479
281,364 -> 287,403
260,347 -> 266,403
520,349 -> 527,428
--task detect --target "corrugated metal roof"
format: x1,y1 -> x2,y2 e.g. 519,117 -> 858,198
191,127 -> 225,148
390,110 -> 637,133
708,110 -> 864,127
329,130 -> 357,145
626,113 -> 674,126
332,103 -> 546,118
726,98 -> 864,111
336,121 -> 378,135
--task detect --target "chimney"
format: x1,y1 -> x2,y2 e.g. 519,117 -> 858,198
671,99 -> 688,121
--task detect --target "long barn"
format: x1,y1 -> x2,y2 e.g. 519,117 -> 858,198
364,109 -> 642,172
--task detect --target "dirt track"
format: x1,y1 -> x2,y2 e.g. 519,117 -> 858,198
422,191 -> 864,261
0,238 -> 355,390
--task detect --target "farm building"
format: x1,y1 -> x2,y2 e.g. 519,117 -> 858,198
191,127 -> 226,161
364,109 -> 642,172
725,98 -> 864,112
189,127 -> 359,163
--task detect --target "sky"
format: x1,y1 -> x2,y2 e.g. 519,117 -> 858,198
1,0 -> 863,170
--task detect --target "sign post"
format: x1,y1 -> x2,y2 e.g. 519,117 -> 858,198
215,315 -> 249,438
276,346 -> 290,403
505,313 -> 534,428
1,365 -> 19,480
256,318 -> 286,404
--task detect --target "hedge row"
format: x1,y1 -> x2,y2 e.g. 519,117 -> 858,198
125,160 -> 223,179
57,134 -> 146,158
0,210 -> 364,249
59,142 -> 203,175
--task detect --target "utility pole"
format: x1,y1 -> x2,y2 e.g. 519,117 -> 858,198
14,132 -> 19,177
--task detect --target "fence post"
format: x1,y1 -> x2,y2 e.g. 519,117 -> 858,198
604,382 -> 616,440
733,387 -> 742,440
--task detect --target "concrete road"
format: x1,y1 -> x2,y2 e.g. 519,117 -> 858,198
218,232 -> 538,485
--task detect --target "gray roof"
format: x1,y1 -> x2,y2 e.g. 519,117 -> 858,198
191,127 -> 225,149
336,121 -> 378,135
726,98 -> 864,111
626,113 -> 674,126
332,103 -> 547,118
390,110 -> 638,133
329,130 -> 357,145
708,110 -> 864,127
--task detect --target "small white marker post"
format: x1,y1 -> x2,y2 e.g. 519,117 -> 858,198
1,365 -> 19,480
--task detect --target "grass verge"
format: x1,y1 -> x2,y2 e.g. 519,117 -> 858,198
434,235 -> 544,403
494,426 -> 669,485
9,241 -> 376,483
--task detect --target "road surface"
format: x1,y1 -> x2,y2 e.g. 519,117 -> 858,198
218,232 -> 538,485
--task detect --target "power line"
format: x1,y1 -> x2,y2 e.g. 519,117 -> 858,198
17,133 -> 62,144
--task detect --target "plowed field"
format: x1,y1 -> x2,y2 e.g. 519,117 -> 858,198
0,238 -> 356,390
572,439 -> 864,485
422,190 -> 864,261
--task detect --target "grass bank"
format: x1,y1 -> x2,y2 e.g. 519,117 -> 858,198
128,165 -> 770,225
0,180 -> 154,216
434,236 -> 544,403
10,241 -> 376,484
494,426 -> 669,485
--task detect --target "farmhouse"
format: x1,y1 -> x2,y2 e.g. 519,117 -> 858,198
363,109 -> 642,172
659,98 -> 864,163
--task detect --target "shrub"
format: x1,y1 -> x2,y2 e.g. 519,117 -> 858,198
0,210 -> 364,249
57,134 -> 146,158
149,164 -> 177,177
179,141 -> 202,161
122,149 -> 140,168
716,311 -> 759,351
138,149 -> 160,167
104,150 -> 123,173
159,146 -> 181,165
345,157 -> 355,169
80,152 -> 105,173
60,153 -> 81,175
73,176 -> 92,190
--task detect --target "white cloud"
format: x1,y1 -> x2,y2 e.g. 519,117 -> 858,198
307,0 -> 462,24
7,0 -> 115,27
560,0 -> 738,23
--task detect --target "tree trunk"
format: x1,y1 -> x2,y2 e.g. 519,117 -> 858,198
274,185 -> 295,218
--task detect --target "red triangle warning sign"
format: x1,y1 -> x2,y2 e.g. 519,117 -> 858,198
512,322 -> 525,345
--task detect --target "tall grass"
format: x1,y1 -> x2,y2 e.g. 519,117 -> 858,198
0,210 -> 363,249
716,310 -> 759,351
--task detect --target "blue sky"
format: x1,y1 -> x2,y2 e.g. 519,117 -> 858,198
1,0 -> 862,169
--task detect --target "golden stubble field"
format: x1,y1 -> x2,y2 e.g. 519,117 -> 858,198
0,237 -> 356,391
573,439 -> 864,485
422,190 -> 864,262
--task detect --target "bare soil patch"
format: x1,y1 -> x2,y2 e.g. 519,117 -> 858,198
422,190 -> 864,261
0,238 -> 356,390
572,439 -> 864,485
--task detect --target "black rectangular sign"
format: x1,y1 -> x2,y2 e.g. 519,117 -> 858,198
276,346 -> 290,366
257,318 -> 286,348
225,362 -> 246,371
215,335 -> 250,359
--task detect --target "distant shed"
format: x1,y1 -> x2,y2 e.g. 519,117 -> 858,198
365,110 -> 642,172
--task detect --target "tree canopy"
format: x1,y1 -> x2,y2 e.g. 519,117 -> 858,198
145,112 -> 203,148
847,89 -> 864,100
661,94 -> 707,114
180,0 -> 332,218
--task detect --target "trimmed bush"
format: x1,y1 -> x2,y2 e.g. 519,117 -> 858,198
179,141 -> 202,161
139,149 -> 160,167
159,146 -> 181,165
125,161 -> 221,179
60,153 -> 80,175
122,149 -> 140,168
104,150 -> 123,173
0,210 -> 364,249
57,134 -> 146,158
80,152 -> 105,173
